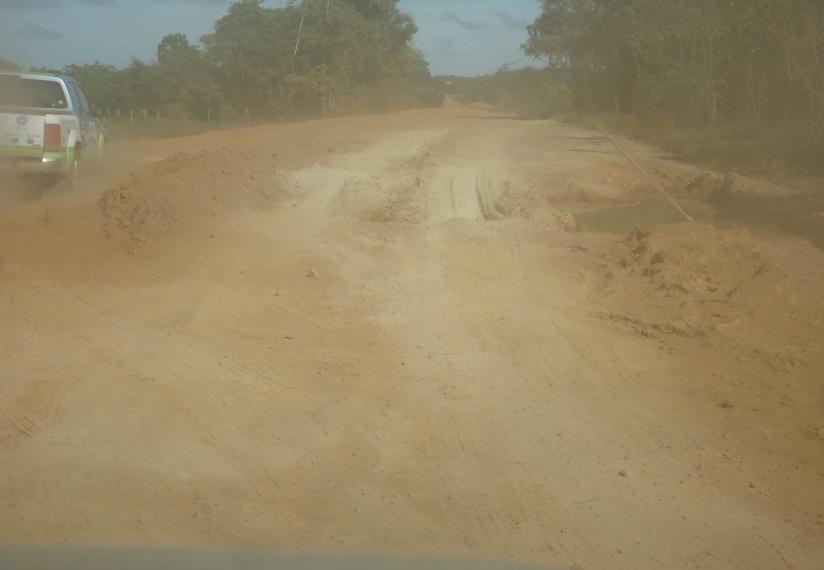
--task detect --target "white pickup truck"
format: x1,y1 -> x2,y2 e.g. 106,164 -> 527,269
0,71 -> 105,184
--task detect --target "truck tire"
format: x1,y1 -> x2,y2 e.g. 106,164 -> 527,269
55,145 -> 81,191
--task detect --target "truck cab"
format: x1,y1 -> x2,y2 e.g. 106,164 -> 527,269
0,71 -> 104,183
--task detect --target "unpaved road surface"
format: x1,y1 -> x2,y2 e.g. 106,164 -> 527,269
2,106 -> 823,569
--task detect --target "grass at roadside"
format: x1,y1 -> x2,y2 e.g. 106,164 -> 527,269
103,118 -> 256,141
570,112 -> 824,183
564,111 -> 824,250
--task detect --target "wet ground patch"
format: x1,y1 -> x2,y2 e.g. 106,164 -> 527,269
574,187 -> 824,251
574,197 -> 691,233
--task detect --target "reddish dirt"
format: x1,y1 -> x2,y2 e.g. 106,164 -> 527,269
1,106 -> 823,570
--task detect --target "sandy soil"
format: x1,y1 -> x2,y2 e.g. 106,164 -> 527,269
1,106 -> 823,570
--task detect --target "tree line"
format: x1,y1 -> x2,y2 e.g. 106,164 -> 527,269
2,0 -> 442,121
447,1 -> 823,171
444,67 -> 572,119
523,0 -> 824,144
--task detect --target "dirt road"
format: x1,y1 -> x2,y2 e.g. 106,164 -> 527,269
2,106 -> 823,569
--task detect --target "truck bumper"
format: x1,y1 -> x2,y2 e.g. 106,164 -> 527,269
0,155 -> 65,176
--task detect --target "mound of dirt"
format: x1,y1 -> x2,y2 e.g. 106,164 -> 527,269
683,171 -> 736,199
478,179 -> 541,220
594,223 -> 824,361
610,223 -> 768,304
335,177 -> 384,216
477,178 -> 576,231
336,177 -> 428,224
368,181 -> 428,223
99,149 -> 279,251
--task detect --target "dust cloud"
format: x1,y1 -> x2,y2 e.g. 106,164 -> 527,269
0,141 -> 139,213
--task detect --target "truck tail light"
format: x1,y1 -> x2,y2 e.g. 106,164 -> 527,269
44,124 -> 61,153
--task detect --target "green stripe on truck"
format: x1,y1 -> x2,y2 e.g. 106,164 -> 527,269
0,145 -> 45,159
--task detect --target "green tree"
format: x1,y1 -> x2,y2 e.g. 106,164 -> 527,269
13,0 -> 439,124
202,0 -> 293,116
63,63 -> 126,113
202,0 -> 437,117
525,0 -> 823,130
155,34 -> 223,119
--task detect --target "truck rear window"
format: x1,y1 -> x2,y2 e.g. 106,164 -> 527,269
0,76 -> 68,109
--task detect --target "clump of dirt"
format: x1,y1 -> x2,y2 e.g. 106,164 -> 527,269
479,179 -> 541,220
336,178 -> 383,216
610,223 -> 767,304
337,177 -> 428,224
540,208 -> 577,232
683,171 -> 736,199
476,179 -> 575,232
368,181 -> 428,224
99,149 -> 279,251
593,223 -> 824,363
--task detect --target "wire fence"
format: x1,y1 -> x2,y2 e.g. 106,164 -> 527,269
99,107 -> 252,123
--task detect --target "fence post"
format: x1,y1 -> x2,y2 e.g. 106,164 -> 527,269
156,110 -> 161,121
130,108 -> 134,122
245,107 -> 250,122
142,109 -> 148,121
207,108 -> 212,122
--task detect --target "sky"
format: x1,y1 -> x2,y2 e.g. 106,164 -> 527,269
0,0 -> 542,76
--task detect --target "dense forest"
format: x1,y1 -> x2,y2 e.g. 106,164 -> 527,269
453,0 -> 824,172
525,0 -> 823,132
1,0 -> 442,121
443,66 -> 572,119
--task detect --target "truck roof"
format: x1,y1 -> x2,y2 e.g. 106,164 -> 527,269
0,71 -> 78,84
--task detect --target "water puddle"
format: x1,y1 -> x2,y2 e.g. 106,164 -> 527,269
574,193 -> 824,251
574,198 -> 690,233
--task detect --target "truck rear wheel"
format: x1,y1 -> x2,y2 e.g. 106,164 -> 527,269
55,146 -> 81,191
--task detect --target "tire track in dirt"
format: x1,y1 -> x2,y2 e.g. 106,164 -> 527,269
1,107 -> 822,569
318,119 -> 822,569
449,169 -> 483,221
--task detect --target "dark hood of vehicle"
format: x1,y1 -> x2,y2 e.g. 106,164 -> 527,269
0,547 -> 557,570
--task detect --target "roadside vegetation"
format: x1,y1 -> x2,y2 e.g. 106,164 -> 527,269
1,0 -> 442,127
451,0 -> 824,178
443,67 -> 571,120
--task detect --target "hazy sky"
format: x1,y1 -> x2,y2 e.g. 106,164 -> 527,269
0,0 -> 541,76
